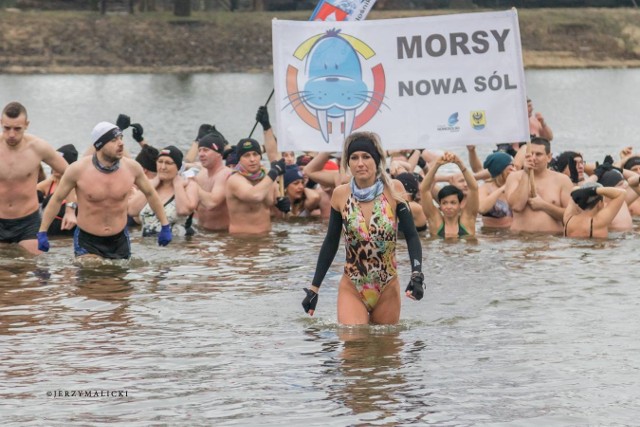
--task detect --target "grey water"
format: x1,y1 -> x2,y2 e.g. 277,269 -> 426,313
1,69 -> 640,426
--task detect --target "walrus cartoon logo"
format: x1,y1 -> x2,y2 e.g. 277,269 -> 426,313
284,29 -> 386,143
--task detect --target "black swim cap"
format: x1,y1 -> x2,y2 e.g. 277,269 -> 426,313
135,145 -> 159,173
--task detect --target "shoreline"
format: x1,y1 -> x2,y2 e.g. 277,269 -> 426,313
0,8 -> 639,74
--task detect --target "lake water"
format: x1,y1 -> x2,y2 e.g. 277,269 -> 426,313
1,69 -> 640,426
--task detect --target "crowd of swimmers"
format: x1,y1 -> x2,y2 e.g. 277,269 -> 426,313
2,99 -> 640,324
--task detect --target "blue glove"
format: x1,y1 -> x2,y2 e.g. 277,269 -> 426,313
158,224 -> 172,246
302,288 -> 318,315
37,231 -> 50,252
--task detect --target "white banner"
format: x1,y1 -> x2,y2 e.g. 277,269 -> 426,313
272,10 -> 529,152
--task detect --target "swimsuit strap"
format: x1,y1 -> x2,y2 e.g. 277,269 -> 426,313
590,218 -> 593,238
563,216 -> 574,237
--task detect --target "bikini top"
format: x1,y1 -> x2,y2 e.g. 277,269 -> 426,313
436,219 -> 471,238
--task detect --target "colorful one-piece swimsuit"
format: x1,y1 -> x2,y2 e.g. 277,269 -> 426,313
342,192 -> 398,311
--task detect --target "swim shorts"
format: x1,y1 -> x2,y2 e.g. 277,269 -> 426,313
74,227 -> 131,259
0,210 -> 41,244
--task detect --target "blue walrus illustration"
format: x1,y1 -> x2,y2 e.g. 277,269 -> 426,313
303,29 -> 367,142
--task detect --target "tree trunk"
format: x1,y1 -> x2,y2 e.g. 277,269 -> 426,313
100,0 -> 107,14
253,0 -> 264,11
203,0 -> 215,11
174,0 -> 191,16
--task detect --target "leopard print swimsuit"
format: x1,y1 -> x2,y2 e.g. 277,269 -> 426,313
342,192 -> 398,311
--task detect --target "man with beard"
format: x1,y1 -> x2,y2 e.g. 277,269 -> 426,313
38,122 -> 172,259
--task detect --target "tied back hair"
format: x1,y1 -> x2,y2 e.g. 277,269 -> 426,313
341,131 -> 405,205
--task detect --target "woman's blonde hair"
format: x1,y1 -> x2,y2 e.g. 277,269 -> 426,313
341,131 -> 405,204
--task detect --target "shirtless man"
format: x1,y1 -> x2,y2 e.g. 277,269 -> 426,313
38,122 -> 172,259
0,102 -> 75,254
225,138 -> 289,235
194,133 -> 232,231
527,98 -> 554,141
505,137 -> 573,234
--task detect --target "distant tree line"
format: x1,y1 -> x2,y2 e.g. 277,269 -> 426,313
1,0 -> 636,14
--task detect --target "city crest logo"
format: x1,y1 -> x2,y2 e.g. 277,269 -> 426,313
284,29 -> 386,143
470,110 -> 486,130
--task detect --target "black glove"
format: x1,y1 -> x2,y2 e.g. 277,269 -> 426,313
571,186 -> 599,207
567,157 -> 580,183
116,114 -> 131,131
131,123 -> 144,143
302,288 -> 318,315
256,106 -> 271,131
196,124 -> 214,141
267,158 -> 287,181
275,196 -> 291,214
405,272 -> 424,301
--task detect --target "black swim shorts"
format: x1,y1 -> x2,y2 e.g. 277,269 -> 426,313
73,227 -> 131,260
0,210 -> 41,244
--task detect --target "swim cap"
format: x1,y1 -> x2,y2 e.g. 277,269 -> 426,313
483,152 -> 513,178
395,172 -> 419,199
91,121 -> 122,151
572,182 -> 603,210
283,165 -> 304,188
135,145 -> 159,172
57,144 -> 78,165
158,145 -> 183,170
236,138 -> 262,158
598,169 -> 624,188
347,136 -> 381,166
437,184 -> 463,203
623,156 -> 640,171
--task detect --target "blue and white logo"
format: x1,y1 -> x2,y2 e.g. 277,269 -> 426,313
437,112 -> 460,133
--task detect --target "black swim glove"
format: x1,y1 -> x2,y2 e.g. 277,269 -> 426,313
275,196 -> 291,214
302,288 -> 318,315
116,113 -> 131,131
196,124 -> 214,141
267,158 -> 287,181
256,106 -> 271,131
131,123 -> 144,143
405,271 -> 424,301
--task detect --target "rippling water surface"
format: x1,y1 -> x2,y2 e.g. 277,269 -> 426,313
2,69 -> 640,425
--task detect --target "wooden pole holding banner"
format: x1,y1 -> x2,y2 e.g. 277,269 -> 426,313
527,137 -> 536,198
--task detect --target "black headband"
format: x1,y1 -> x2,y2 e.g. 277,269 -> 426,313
347,137 -> 380,166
